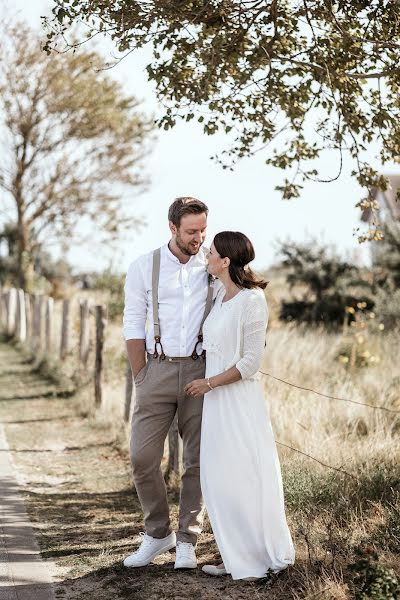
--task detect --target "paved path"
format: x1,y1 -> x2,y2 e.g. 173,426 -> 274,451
0,422 -> 55,600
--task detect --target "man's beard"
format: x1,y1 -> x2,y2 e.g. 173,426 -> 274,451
176,233 -> 202,256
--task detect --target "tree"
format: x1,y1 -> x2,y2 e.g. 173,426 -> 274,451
372,220 -> 400,289
278,240 -> 373,326
0,22 -> 154,291
369,218 -> 400,327
43,1 -> 400,239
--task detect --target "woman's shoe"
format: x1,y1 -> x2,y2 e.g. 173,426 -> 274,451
202,563 -> 227,576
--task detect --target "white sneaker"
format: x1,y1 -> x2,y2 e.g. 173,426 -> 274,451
174,541 -> 197,569
123,531 -> 176,567
202,563 -> 227,576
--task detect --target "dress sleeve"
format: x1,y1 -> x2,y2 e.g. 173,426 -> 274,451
235,291 -> 268,379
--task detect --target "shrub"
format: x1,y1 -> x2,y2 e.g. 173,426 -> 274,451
91,268 -> 124,321
277,240 -> 374,327
350,547 -> 400,600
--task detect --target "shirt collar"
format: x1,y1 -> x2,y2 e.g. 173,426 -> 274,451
163,242 -> 207,266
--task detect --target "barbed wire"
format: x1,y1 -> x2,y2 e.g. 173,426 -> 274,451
276,441 -> 359,481
261,371 -> 400,414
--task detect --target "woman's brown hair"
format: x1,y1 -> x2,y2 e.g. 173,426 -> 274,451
213,231 -> 268,290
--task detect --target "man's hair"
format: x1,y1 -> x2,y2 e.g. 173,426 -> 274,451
168,197 -> 209,227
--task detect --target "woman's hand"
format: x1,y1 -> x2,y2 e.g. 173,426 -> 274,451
184,378 -> 210,397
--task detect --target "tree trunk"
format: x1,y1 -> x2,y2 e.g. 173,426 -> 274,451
16,215 -> 34,292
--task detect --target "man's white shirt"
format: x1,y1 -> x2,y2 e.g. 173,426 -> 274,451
123,243 -> 221,357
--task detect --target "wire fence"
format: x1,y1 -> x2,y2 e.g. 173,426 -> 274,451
1,283 -> 397,481
260,369 -> 399,481
261,370 -> 400,415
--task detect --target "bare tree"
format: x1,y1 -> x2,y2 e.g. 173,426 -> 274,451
0,21 -> 154,290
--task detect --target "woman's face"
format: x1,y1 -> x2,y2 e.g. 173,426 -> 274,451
207,241 -> 225,277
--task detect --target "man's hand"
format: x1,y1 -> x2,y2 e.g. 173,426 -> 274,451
126,339 -> 146,379
184,378 -> 210,397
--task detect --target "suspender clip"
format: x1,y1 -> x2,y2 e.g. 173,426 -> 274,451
191,334 -> 206,360
153,336 -> 166,360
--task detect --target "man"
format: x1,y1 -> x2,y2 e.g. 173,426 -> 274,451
123,197 -> 218,570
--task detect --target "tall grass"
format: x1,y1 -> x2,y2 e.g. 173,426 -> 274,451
263,326 -> 399,463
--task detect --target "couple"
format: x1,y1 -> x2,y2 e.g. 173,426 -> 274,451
122,197 -> 295,580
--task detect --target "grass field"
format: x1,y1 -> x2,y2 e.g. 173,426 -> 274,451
1,279 -> 399,599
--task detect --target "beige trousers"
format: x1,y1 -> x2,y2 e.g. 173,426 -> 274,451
130,356 -> 206,546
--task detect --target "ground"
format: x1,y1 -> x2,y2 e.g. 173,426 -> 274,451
0,336 -> 399,600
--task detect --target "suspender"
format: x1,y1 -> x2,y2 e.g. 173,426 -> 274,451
151,247 -> 213,360
152,248 -> 163,358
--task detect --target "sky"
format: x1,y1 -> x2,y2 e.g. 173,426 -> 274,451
3,0 -> 399,273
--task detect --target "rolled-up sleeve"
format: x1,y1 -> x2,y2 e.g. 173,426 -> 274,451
236,292 -> 268,380
123,258 -> 147,341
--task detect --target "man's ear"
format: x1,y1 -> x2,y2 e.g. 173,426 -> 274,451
169,221 -> 177,236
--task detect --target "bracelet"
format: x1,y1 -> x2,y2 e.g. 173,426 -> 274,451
206,378 -> 214,391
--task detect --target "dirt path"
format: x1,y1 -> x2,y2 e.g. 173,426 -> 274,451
0,342 -> 295,600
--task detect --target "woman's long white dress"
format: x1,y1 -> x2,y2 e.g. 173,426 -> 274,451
200,287 -> 295,580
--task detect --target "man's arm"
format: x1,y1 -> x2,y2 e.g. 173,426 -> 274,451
123,257 -> 148,378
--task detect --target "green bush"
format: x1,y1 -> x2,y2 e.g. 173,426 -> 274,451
92,268 -> 125,321
278,240 -> 374,328
350,547 -> 400,599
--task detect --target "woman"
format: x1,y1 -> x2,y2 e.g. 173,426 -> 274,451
184,231 -> 295,581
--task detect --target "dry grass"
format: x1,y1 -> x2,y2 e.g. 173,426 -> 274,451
2,282 -> 399,599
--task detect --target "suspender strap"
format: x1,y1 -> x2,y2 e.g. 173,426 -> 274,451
200,274 -> 214,335
152,247 -> 214,360
191,274 -> 214,360
152,247 -> 161,339
152,247 -> 165,359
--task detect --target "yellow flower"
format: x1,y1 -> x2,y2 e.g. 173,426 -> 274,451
369,312 -> 375,319
378,323 -> 385,331
346,306 -> 355,314
339,355 -> 349,364
357,335 -> 365,344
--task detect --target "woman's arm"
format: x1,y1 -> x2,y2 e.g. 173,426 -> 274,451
235,291 -> 268,379
184,366 -> 241,397
184,291 -> 268,397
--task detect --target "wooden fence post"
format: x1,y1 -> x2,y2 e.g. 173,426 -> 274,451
45,297 -> 54,353
79,299 -> 90,368
16,289 -> 27,343
60,299 -> 70,360
0,286 -> 8,332
31,294 -> 38,346
6,288 -> 17,337
124,357 -> 133,422
25,293 -> 32,340
32,295 -> 44,352
0,286 -> 4,331
94,305 -> 107,407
